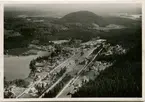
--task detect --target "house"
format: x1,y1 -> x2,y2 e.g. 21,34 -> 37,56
36,67 -> 42,73
35,62 -> 44,67
83,76 -> 89,83
29,87 -> 38,94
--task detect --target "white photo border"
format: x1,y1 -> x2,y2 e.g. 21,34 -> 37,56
0,0 -> 144,101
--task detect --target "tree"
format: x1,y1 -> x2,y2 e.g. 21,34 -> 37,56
14,79 -> 30,88
29,60 -> 36,73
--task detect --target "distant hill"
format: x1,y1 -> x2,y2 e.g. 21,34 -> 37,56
57,11 -> 107,26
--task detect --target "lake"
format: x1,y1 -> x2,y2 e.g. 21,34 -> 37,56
4,51 -> 50,81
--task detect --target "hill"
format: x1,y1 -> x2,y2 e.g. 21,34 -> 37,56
57,11 -> 106,26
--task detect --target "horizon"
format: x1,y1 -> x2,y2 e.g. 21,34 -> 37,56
4,3 -> 141,17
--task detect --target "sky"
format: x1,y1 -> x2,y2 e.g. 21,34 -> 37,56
5,3 -> 141,17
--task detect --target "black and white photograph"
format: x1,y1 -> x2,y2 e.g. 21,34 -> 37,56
4,3 -> 142,98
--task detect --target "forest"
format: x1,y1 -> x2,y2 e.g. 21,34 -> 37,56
72,28 -> 142,97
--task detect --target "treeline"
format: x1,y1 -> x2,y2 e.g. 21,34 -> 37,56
29,55 -> 51,75
29,45 -> 63,73
98,26 -> 141,48
4,77 -> 30,88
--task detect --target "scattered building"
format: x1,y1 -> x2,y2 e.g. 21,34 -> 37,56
33,20 -> 44,23
105,44 -> 126,55
81,39 -> 106,47
52,40 -> 69,44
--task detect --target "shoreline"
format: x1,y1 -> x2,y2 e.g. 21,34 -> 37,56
4,54 -> 38,81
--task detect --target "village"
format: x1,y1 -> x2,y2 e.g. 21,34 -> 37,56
4,37 -> 127,98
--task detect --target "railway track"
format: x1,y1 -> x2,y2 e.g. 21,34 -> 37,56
38,47 -> 98,98
55,47 -> 104,98
16,53 -> 78,98
16,46 -> 99,98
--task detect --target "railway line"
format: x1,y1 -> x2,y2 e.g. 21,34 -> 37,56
56,47 -> 104,98
16,52 -> 78,98
37,47 -> 98,98
16,46 -> 100,98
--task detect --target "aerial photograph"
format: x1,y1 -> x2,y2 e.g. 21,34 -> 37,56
4,3 -> 142,98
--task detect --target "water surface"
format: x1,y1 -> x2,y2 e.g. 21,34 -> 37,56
4,51 -> 49,81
